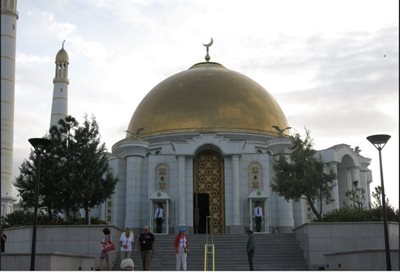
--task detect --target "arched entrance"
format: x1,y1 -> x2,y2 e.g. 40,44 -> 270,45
193,150 -> 225,233
337,154 -> 356,208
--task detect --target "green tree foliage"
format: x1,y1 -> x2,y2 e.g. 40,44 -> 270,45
73,116 -> 118,223
49,116 -> 81,221
1,210 -> 105,229
371,185 -> 391,208
15,145 -> 63,219
345,184 -> 366,208
15,115 -> 118,224
1,210 -> 35,228
272,129 -> 336,220
319,206 -> 399,222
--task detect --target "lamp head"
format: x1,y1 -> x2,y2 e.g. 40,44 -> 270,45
367,134 -> 391,150
28,138 -> 51,151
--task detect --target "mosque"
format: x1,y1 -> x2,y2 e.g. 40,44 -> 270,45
1,1 -> 373,234
97,42 -> 374,234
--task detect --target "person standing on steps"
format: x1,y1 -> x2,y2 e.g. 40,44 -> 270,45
154,203 -> 164,233
100,227 -> 113,271
253,202 -> 263,232
175,227 -> 189,271
138,225 -> 155,271
1,230 -> 7,253
247,230 -> 255,271
120,227 -> 134,259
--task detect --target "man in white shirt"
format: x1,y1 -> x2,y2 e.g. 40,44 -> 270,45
154,203 -> 164,233
253,202 -> 263,232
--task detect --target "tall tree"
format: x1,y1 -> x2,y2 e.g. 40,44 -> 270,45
73,115 -> 118,223
15,143 -> 64,219
272,129 -> 336,220
49,116 -> 81,221
15,115 -> 118,224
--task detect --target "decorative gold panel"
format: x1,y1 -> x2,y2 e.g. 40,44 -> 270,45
248,162 -> 263,191
156,164 -> 169,193
194,150 -> 224,233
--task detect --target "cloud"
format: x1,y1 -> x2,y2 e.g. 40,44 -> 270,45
16,52 -> 52,66
40,11 -> 76,39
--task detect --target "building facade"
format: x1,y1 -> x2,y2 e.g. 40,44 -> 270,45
0,1 -> 373,229
97,59 -> 373,234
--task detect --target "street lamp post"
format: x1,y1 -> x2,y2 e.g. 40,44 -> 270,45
28,138 -> 51,271
367,134 -> 391,271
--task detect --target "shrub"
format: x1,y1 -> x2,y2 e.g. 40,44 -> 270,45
1,210 -> 34,228
319,206 -> 399,222
1,210 -> 106,229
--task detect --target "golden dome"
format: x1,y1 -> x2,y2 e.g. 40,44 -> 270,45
127,62 -> 289,137
55,48 -> 69,63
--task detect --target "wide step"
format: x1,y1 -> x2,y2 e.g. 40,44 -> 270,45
113,233 -> 309,271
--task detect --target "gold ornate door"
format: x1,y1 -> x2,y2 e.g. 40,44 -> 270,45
194,150 -> 225,233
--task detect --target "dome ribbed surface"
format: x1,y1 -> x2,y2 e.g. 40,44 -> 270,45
55,48 -> 69,62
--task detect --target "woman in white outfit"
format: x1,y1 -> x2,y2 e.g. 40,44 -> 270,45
174,227 -> 189,271
120,227 -> 134,259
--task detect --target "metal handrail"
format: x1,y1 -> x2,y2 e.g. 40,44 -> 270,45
204,216 -> 215,271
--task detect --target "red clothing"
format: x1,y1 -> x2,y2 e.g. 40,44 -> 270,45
175,234 -> 189,253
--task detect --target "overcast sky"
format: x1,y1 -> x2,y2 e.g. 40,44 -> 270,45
13,0 -> 399,208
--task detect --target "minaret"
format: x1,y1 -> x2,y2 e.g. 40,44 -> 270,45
50,42 -> 69,129
1,0 -> 18,215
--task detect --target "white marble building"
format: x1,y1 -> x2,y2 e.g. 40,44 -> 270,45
0,0 -> 372,231
1,0 -> 18,215
98,59 -> 373,234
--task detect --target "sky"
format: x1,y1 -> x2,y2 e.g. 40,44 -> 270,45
11,0 -> 399,208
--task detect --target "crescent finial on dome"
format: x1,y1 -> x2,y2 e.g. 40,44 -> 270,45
203,37 -> 213,62
62,40 -> 66,49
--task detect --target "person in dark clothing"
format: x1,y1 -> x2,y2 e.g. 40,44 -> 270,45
1,230 -> 7,253
247,230 -> 255,271
138,225 -> 155,271
154,203 -> 164,233
253,202 -> 263,232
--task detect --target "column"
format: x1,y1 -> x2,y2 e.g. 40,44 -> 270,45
178,155 -> 186,226
359,170 -> 369,207
232,155 -> 240,225
328,162 -> 339,210
125,156 -> 143,228
351,166 -> 360,185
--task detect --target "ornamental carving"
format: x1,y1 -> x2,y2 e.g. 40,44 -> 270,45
194,151 -> 224,233
248,162 -> 263,191
156,164 -> 169,193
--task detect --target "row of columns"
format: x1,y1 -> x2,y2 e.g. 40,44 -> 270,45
120,152 -> 259,230
328,162 -> 369,210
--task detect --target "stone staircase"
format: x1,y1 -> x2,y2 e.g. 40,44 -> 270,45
112,233 -> 309,271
